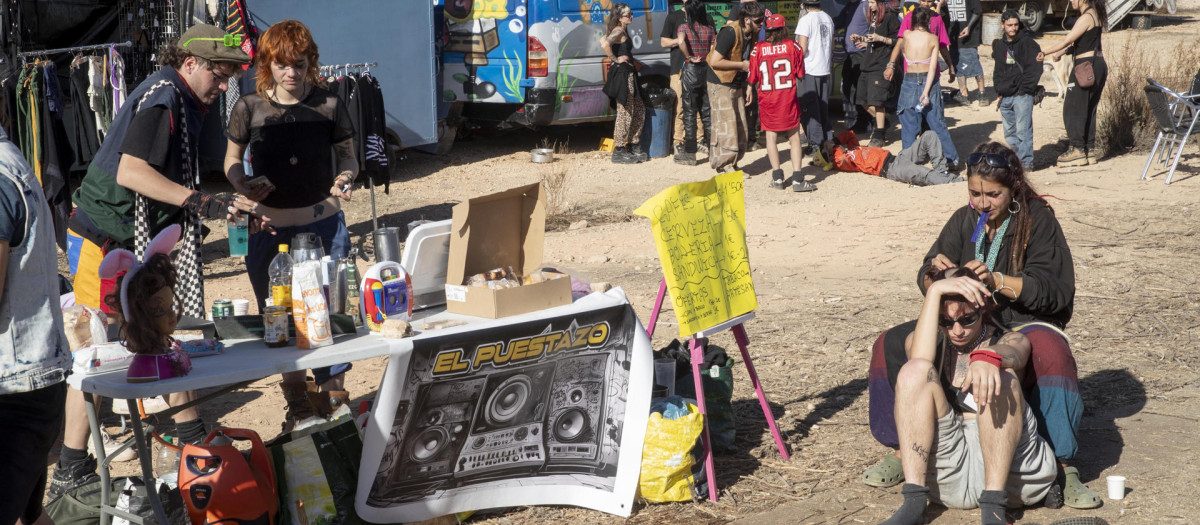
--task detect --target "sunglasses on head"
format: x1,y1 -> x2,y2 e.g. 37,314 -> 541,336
966,152 -> 1014,169
182,34 -> 243,48
939,311 -> 981,328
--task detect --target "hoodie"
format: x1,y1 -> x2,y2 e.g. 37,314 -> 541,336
991,28 -> 1042,97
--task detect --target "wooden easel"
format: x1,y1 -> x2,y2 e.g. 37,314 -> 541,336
645,279 -> 790,502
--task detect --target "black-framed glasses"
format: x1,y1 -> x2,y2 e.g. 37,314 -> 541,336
939,311 -> 981,328
182,34 -> 243,48
966,152 -> 1014,169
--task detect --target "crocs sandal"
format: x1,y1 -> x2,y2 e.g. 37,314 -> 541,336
1063,467 -> 1103,509
862,453 -> 903,488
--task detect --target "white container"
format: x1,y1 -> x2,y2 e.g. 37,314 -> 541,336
1106,475 -> 1126,500
231,299 -> 250,316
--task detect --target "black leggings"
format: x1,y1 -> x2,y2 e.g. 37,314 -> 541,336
1064,56 -> 1108,151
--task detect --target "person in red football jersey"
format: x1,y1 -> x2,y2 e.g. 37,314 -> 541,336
747,14 -> 811,191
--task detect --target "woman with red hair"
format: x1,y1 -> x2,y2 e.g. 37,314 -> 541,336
224,19 -> 357,432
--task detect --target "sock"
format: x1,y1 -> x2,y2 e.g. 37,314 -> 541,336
881,483 -> 929,525
175,419 -> 208,446
977,489 -> 1008,525
57,445 -> 88,467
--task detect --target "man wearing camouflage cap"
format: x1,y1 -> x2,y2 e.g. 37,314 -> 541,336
51,25 -> 262,501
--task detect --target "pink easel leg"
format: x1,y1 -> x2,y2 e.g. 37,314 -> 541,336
646,279 -> 667,339
689,337 -> 719,502
732,324 -> 790,460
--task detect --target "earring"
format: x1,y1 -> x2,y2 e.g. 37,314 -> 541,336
1008,200 -> 1022,214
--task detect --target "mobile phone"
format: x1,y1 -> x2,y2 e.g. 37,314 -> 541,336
245,176 -> 273,191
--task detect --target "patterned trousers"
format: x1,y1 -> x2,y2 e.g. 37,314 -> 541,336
613,74 -> 645,146
707,82 -> 748,170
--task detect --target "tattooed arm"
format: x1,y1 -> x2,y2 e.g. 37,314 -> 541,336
330,138 -> 358,201
961,330 -> 1030,408
601,28 -> 630,63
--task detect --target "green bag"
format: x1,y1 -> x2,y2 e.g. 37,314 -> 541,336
269,418 -> 365,525
45,476 -> 186,525
675,356 -> 737,454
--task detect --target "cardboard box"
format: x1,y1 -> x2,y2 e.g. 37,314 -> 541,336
444,183 -> 573,318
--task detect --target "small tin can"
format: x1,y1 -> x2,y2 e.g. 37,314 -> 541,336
212,299 -> 233,320
263,306 -> 290,347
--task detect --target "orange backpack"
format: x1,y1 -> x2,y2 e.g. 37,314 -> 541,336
178,429 -> 277,525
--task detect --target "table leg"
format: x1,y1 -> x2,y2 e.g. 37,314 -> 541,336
84,395 -> 112,525
731,324 -> 790,459
689,337 -> 718,501
127,399 -> 170,524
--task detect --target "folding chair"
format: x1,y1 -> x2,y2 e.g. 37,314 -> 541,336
1140,79 -> 1200,185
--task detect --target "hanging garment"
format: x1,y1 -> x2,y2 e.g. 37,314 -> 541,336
69,59 -> 102,171
357,73 -> 389,193
88,56 -> 109,135
16,66 -> 42,183
36,62 -> 74,251
109,47 -> 127,115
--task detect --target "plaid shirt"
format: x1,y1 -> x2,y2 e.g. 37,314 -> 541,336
677,21 -> 716,62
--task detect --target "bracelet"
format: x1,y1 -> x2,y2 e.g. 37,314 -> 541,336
995,272 -> 1006,291
885,63 -> 895,69
969,349 -> 1003,368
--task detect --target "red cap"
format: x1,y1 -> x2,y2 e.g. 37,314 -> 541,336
764,14 -> 787,29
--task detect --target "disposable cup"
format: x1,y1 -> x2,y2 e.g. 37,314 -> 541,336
232,299 -> 250,316
654,358 -> 676,397
1106,475 -> 1126,500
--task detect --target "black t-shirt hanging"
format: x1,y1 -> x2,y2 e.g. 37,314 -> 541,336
357,73 -> 390,193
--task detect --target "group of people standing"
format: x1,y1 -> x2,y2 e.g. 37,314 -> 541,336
606,0 -> 1111,181
0,18 -> 363,518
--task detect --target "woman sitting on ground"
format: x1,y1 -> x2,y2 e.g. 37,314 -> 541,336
864,142 -> 1100,509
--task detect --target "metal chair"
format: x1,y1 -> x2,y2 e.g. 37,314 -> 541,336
1140,79 -> 1200,184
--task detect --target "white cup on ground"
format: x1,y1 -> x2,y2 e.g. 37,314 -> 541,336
232,299 -> 250,316
1106,475 -> 1126,500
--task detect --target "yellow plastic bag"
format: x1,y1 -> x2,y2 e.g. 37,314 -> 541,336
638,403 -> 703,503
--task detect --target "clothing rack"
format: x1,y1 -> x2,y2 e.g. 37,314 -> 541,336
18,41 -> 132,63
319,62 -> 378,76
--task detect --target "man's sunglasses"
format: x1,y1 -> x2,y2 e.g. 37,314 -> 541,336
966,152 -> 1013,169
939,311 -> 981,328
182,34 -> 243,48
752,17 -> 766,24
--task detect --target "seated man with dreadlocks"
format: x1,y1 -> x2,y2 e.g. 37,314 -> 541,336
882,267 -> 1057,525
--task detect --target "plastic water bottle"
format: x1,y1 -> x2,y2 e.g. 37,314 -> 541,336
269,244 -> 294,308
154,435 -> 181,482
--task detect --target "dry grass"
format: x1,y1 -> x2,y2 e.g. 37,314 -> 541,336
540,168 -> 572,218
1097,38 -> 1200,156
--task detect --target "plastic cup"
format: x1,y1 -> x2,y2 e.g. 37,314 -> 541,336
231,299 -> 250,316
654,358 -> 676,397
228,215 -> 249,257
1106,475 -> 1126,500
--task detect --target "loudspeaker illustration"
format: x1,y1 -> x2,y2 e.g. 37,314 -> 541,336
394,377 -> 485,487
455,361 -> 556,479
545,353 -> 608,472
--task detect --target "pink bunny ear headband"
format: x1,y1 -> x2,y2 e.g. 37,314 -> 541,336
97,225 -> 183,323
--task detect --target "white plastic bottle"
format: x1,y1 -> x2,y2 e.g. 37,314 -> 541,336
268,244 -> 294,307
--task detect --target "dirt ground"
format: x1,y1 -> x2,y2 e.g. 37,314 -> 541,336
66,7 -> 1200,525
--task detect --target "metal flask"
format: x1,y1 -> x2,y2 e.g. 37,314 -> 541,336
373,227 -> 402,263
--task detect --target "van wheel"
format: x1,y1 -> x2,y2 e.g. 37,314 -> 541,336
1019,1 -> 1045,32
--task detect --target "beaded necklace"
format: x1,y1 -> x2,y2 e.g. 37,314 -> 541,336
974,214 -> 1011,272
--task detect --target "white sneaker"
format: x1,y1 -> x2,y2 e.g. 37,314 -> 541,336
112,395 -> 171,415
88,433 -> 137,462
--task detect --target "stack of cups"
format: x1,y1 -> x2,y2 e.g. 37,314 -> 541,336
232,299 -> 250,316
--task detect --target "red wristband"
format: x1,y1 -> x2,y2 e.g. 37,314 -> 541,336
969,349 -> 1002,368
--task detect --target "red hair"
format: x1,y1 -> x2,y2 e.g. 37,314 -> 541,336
255,20 -> 321,98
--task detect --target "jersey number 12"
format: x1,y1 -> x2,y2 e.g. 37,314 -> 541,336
758,58 -> 794,91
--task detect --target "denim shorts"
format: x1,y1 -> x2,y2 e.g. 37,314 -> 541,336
956,47 -> 984,78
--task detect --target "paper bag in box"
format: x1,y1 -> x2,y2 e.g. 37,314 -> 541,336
444,183 -> 572,318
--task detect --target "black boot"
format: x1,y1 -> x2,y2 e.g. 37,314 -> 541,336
611,146 -> 637,164
630,142 -> 649,163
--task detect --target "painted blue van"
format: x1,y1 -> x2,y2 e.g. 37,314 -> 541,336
438,0 -> 672,127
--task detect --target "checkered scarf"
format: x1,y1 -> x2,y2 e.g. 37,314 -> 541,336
132,80 -> 205,318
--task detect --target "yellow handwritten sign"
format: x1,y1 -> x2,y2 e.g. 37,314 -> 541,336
634,172 -> 757,337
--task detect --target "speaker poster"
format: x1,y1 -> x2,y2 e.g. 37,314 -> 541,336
633,172 -> 759,338
357,303 -> 652,521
